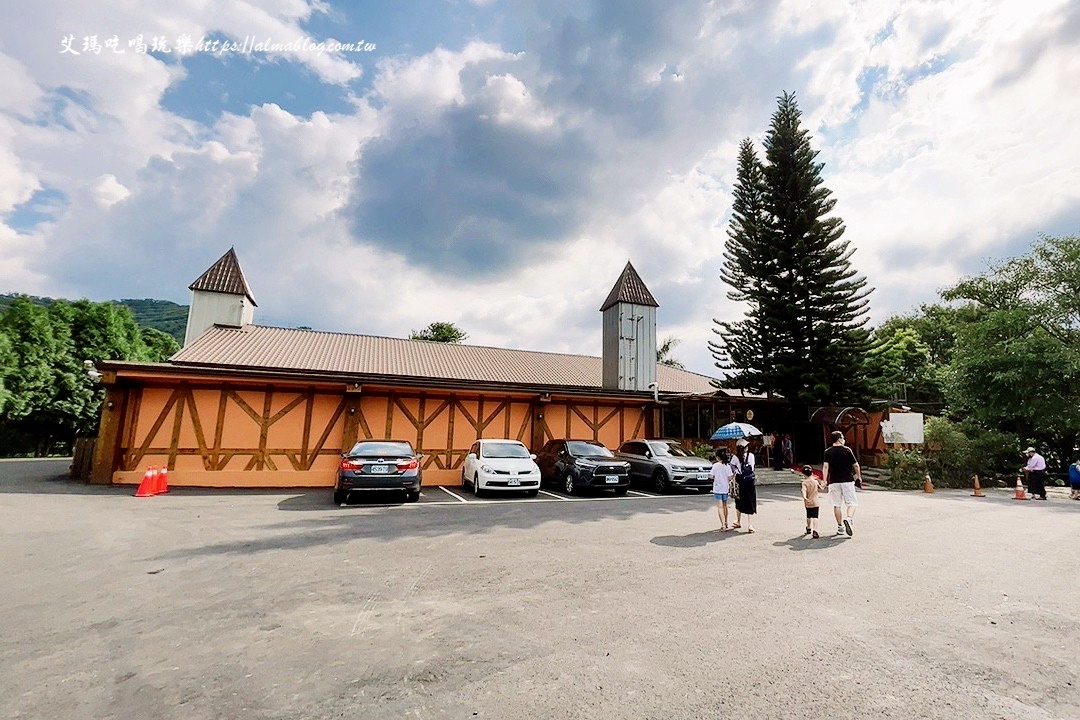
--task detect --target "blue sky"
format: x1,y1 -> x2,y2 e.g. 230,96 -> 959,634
2,0 -> 1079,377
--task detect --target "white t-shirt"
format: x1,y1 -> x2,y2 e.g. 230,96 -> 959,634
710,461 -> 733,494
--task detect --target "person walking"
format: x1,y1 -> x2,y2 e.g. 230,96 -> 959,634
822,431 -> 860,537
1069,458 -> 1080,501
1022,447 -> 1048,501
730,439 -> 757,533
710,450 -> 734,530
798,465 -> 823,538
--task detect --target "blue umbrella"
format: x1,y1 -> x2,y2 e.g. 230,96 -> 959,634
710,422 -> 763,441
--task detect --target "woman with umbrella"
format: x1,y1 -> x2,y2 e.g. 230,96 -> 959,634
730,439 -> 758,532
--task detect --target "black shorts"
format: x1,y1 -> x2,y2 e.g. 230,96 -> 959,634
805,506 -> 819,519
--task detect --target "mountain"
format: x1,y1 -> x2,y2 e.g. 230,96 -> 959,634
0,294 -> 188,343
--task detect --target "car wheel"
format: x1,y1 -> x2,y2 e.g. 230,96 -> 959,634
333,489 -> 347,505
564,471 -> 577,496
614,487 -> 628,496
653,469 -> 669,494
473,473 -> 482,497
406,489 -> 420,502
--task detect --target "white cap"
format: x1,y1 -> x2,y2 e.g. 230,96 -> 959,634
736,439 -> 749,447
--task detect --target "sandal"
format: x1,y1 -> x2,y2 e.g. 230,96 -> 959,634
732,523 -> 741,529
747,528 -> 755,533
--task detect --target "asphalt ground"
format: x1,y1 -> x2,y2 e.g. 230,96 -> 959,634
2,459 -> 1079,720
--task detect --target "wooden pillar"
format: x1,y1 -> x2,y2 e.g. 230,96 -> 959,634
90,378 -> 124,485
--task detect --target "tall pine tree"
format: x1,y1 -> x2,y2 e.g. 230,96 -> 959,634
712,92 -> 872,404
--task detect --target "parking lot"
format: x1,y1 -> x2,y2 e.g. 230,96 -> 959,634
2,459 -> 1079,720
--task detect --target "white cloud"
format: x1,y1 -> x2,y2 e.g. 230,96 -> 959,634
2,0 -> 1079,381
91,174 -> 131,207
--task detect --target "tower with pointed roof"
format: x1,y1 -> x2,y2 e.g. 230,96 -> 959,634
600,261 -> 658,391
183,248 -> 258,346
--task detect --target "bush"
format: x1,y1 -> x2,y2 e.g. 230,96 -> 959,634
691,442 -> 716,460
882,449 -> 927,489
924,417 -> 1019,487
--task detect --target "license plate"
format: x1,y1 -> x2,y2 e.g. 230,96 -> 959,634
697,473 -> 709,481
605,476 -> 620,484
370,465 -> 390,474
508,478 -> 520,486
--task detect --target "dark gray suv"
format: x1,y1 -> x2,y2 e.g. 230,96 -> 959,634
615,439 -> 712,494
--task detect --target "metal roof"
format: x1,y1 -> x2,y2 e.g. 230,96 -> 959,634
188,248 -> 258,306
599,262 -> 659,311
170,324 -> 724,395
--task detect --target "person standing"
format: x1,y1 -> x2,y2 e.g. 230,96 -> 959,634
710,450 -> 733,530
730,439 -> 757,533
1022,447 -> 1048,501
1069,458 -> 1080,501
822,430 -> 860,537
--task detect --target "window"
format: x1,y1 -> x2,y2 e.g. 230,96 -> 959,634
481,441 -> 531,459
567,441 -> 613,457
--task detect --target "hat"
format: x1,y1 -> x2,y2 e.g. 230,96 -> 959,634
735,438 -> 749,447
1025,446 -> 1036,453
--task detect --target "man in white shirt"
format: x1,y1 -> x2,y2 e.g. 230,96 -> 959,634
1022,447 -> 1048,500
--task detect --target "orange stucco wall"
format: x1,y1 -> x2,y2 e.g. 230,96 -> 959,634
108,376 -> 651,489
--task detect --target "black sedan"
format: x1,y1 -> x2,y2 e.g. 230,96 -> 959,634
335,440 -> 423,504
535,439 -> 631,495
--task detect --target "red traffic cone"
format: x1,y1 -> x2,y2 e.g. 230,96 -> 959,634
156,467 -> 169,494
1013,476 -> 1027,500
135,467 -> 156,497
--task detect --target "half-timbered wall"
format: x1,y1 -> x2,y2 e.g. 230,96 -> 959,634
104,377 -> 652,488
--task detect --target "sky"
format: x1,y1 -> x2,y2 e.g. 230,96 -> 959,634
2,0 -> 1079,379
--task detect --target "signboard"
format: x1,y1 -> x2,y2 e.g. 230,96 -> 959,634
881,413 -> 924,444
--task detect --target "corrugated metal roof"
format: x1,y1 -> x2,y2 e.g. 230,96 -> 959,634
599,262 -> 659,311
171,324 -> 723,395
188,248 -> 258,306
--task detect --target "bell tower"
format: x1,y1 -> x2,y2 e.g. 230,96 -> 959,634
600,262 -> 658,391
183,248 -> 258,346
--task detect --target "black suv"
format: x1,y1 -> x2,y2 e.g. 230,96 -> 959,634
535,439 -> 631,495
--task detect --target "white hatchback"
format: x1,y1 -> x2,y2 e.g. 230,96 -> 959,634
462,439 -> 541,497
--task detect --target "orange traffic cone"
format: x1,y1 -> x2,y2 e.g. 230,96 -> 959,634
923,473 -> 935,493
156,467 -> 169,494
1013,476 -> 1026,500
135,467 -> 156,497
971,474 -> 985,497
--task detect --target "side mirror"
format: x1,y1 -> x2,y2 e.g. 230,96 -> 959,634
417,453 -> 424,459
558,449 -> 566,456
466,452 -> 476,460
644,450 -> 652,458
530,453 -> 537,460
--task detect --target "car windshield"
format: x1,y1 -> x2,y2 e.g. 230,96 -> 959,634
566,441 -> 613,457
348,441 -> 414,457
648,441 -> 692,457
481,442 -> 530,459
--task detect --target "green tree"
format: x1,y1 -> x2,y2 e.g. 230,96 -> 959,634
940,233 -> 1080,455
409,321 -> 468,343
141,327 -> 181,361
712,92 -> 873,403
657,336 -> 684,369
0,297 -> 69,454
0,328 -> 13,414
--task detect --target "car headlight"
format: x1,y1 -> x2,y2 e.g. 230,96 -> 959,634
480,464 -> 494,473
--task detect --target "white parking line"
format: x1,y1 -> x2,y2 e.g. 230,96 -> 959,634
626,490 -> 653,497
438,486 -> 469,502
536,489 -> 569,500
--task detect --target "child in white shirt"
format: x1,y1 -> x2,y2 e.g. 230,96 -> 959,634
710,450 -> 734,531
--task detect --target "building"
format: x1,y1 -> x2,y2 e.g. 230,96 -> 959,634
91,252 -> 763,488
